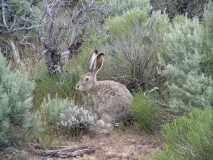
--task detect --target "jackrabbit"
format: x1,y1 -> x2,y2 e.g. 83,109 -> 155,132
76,49 -> 133,126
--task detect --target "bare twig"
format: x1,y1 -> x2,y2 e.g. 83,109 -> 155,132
29,143 -> 94,158
25,0 -> 110,83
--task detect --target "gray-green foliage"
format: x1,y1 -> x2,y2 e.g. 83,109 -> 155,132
105,8 -> 149,39
158,16 -> 213,114
204,1 -> 213,33
0,53 -> 37,146
40,95 -> 95,131
105,0 -> 153,39
154,107 -> 213,160
145,10 -> 170,33
203,1 -> 213,75
102,9 -> 170,90
0,87 -> 9,145
40,95 -> 72,126
108,0 -> 152,16
59,106 -> 95,129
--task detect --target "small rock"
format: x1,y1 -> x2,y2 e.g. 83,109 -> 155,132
121,152 -> 129,158
126,138 -> 136,144
137,145 -> 144,149
99,129 -> 110,136
105,151 -> 116,158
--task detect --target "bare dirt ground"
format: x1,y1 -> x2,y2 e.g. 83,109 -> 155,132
0,125 -> 164,160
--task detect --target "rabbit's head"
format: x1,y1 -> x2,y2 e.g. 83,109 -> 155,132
76,49 -> 104,91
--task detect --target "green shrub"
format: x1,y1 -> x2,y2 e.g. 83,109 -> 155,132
154,107 -> 213,160
204,1 -> 213,33
108,5 -> 170,37
158,16 -> 213,114
40,95 -> 73,126
172,15 -> 185,24
40,95 -> 95,137
145,10 -> 170,33
129,92 -> 160,132
0,53 -> 38,146
102,10 -> 170,91
109,0 -> 152,16
38,95 -> 74,146
105,9 -> 148,39
105,0 -> 153,39
202,1 -> 213,76
31,60 -> 84,110
0,88 -> 9,145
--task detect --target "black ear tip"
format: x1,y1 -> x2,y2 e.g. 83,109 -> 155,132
94,49 -> 98,54
99,53 -> 105,56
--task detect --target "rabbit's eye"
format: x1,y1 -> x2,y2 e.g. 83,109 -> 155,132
85,77 -> 90,81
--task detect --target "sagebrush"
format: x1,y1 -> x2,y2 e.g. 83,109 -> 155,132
158,15 -> 213,114
59,106 -> 95,135
102,9 -> 169,91
0,53 -> 39,146
40,95 -> 95,137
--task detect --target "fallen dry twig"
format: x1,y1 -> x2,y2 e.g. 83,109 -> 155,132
29,143 -> 94,158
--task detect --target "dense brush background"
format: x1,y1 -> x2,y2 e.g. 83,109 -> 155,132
0,0 -> 213,159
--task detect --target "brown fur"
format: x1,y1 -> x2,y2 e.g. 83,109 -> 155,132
76,49 -> 133,124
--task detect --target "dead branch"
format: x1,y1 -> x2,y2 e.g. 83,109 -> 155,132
23,0 -> 110,84
29,143 -> 94,158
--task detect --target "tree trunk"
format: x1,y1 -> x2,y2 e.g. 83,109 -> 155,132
8,39 -> 20,64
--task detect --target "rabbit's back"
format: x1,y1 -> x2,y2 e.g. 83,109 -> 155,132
90,80 -> 133,123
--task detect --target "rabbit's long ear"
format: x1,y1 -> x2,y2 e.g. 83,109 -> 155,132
92,53 -> 104,74
88,49 -> 99,72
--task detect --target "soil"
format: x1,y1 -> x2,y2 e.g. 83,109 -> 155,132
0,124 -> 164,160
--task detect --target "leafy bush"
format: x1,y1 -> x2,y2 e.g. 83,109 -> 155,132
0,88 -> 9,145
109,0 -> 152,16
102,10 -> 169,91
158,16 -> 213,114
105,0 -> 152,39
202,1 -> 213,76
204,1 -> 213,33
40,95 -> 73,126
0,53 -> 38,146
40,95 -> 95,137
129,92 -> 161,132
59,106 -> 95,135
145,10 -> 170,33
38,95 -> 74,146
30,60 -> 84,110
154,107 -> 213,160
105,9 -> 148,39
